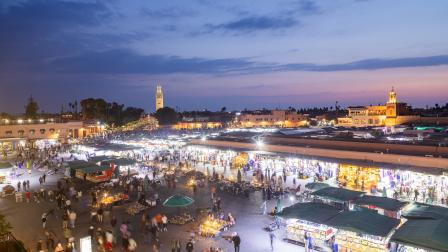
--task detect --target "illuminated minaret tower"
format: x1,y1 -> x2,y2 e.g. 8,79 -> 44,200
386,87 -> 398,117
388,86 -> 397,104
155,84 -> 164,111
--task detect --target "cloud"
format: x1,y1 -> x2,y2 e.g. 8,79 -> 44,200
287,0 -> 321,15
48,49 -> 261,74
281,55 -> 448,71
0,0 -> 154,74
140,6 -> 196,19
45,49 -> 448,75
208,16 -> 298,32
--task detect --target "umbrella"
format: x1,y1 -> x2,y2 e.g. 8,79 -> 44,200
163,194 -> 194,208
305,182 -> 330,192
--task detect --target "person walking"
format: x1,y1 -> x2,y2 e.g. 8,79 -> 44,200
128,237 -> 137,251
161,214 -> 168,232
186,240 -> 194,252
175,239 -> 181,252
36,239 -> 44,252
69,211 -> 77,228
97,207 -> 104,223
54,242 -> 64,252
41,213 -> 47,229
269,231 -> 276,251
261,200 -> 267,215
232,233 -> 241,252
25,190 -> 30,203
62,212 -> 68,229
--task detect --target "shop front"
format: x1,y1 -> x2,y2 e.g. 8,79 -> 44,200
278,202 -> 341,248
325,211 -> 400,252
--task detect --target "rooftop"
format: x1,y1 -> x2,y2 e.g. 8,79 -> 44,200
353,195 -> 408,211
312,187 -> 365,202
325,210 -> 400,237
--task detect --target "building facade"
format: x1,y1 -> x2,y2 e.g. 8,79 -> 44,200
0,121 -> 103,141
337,88 -> 417,127
237,110 -> 308,128
155,84 -> 164,111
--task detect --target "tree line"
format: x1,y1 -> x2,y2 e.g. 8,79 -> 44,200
1,96 -> 145,127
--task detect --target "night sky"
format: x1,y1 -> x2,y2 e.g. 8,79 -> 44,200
0,0 -> 447,113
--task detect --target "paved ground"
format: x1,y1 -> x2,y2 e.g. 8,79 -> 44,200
1,164 -> 308,252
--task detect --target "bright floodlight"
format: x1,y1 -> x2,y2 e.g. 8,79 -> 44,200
201,136 -> 206,141
289,196 -> 295,202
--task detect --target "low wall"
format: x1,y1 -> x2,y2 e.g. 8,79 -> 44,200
191,139 -> 448,170
263,136 -> 448,156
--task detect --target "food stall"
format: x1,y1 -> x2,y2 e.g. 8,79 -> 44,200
199,216 -> 229,237
101,158 -> 137,177
100,193 -> 128,206
73,164 -> 113,183
126,202 -> 149,216
325,211 -> 400,252
278,202 -> 340,247
169,213 -> 195,225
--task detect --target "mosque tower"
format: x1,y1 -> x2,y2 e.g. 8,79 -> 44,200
155,84 -> 164,111
388,86 -> 397,104
386,87 -> 398,117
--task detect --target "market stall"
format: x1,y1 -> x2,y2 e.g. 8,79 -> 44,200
337,164 -> 380,192
73,164 -> 113,183
101,158 -> 137,177
169,213 -> 195,225
278,202 -> 340,248
312,187 -> 365,210
199,216 -> 229,237
0,162 -> 14,184
305,182 -> 330,192
126,202 -> 149,216
325,211 -> 400,252
401,202 -> 448,220
391,219 -> 448,252
353,195 -> 408,218
100,193 -> 128,206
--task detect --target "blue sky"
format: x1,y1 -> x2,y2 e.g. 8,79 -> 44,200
0,0 -> 447,113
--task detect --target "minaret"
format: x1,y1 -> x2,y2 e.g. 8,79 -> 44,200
388,87 -> 397,104
386,87 -> 398,118
155,84 -> 164,111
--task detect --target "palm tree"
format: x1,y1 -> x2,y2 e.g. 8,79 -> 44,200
74,100 -> 78,115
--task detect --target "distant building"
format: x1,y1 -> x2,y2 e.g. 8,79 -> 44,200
0,119 -> 104,150
337,88 -> 438,127
172,121 -> 222,130
155,84 -> 164,111
122,115 -> 158,131
171,111 -> 234,130
237,109 -> 308,128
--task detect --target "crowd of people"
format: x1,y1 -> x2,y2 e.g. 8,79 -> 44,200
2,128 -> 448,252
